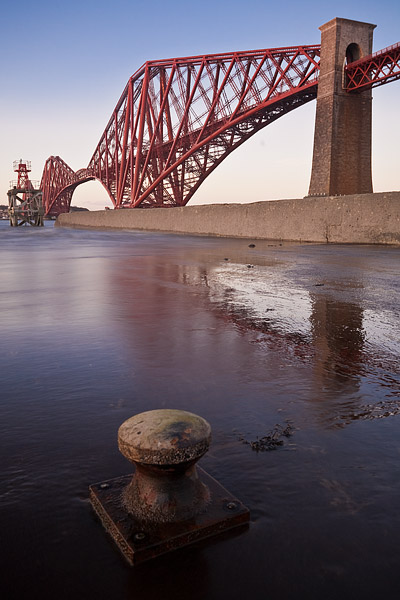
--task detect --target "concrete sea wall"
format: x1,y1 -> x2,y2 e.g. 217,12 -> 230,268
56,192 -> 400,245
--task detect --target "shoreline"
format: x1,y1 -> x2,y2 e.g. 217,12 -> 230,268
56,191 -> 400,245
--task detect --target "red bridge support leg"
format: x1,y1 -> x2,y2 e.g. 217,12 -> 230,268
308,18 -> 376,197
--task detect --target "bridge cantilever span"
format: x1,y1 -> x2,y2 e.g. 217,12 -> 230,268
41,45 -> 321,215
41,21 -> 400,217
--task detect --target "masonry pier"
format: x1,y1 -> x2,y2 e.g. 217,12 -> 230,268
308,18 -> 376,197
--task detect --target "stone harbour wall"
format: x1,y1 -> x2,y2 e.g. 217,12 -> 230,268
56,191 -> 400,245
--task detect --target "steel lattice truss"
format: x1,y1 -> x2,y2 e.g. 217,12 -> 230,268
41,45 -> 321,214
345,42 -> 400,91
41,156 -> 95,215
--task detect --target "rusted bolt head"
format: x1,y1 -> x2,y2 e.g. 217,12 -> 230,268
118,409 -> 211,466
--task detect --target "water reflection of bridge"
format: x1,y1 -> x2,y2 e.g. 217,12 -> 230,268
110,244 -> 400,429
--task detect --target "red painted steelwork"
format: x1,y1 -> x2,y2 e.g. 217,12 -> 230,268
14,159 -> 33,191
41,45 -> 321,214
40,156 -> 95,216
345,42 -> 400,91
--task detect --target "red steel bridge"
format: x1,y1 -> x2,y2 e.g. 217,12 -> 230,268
40,38 -> 400,216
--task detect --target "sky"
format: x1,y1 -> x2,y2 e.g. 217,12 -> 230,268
1,0 -> 399,210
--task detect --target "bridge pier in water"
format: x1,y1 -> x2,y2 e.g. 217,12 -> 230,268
7,161 -> 44,226
7,188 -> 44,226
308,18 -> 376,197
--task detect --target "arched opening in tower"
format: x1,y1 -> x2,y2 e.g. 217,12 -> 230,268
345,42 -> 361,65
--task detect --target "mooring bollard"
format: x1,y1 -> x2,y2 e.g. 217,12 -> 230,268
118,409 -> 211,523
90,409 -> 249,565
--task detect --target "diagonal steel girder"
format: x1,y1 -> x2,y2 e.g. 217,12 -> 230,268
345,42 -> 400,91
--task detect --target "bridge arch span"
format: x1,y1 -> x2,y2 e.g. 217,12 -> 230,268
129,85 -> 318,208
41,45 -> 321,214
40,156 -> 117,215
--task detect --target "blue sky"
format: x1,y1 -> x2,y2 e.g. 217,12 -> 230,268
1,0 -> 399,209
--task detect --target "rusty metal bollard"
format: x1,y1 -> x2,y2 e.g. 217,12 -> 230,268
90,409 -> 249,565
118,409 -> 211,523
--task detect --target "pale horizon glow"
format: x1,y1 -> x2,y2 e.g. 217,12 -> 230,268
1,1 -> 399,211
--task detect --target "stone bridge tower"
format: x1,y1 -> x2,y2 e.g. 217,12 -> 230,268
308,18 -> 376,197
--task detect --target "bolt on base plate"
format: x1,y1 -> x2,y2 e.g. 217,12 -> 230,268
89,467 -> 250,565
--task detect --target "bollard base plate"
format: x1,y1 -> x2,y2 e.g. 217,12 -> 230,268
89,467 -> 250,565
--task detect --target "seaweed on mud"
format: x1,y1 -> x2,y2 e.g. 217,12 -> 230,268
239,421 -> 294,452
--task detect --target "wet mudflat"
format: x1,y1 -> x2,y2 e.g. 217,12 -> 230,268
1,221 -> 400,599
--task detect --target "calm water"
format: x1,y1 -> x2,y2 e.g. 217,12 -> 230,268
1,220 -> 400,599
